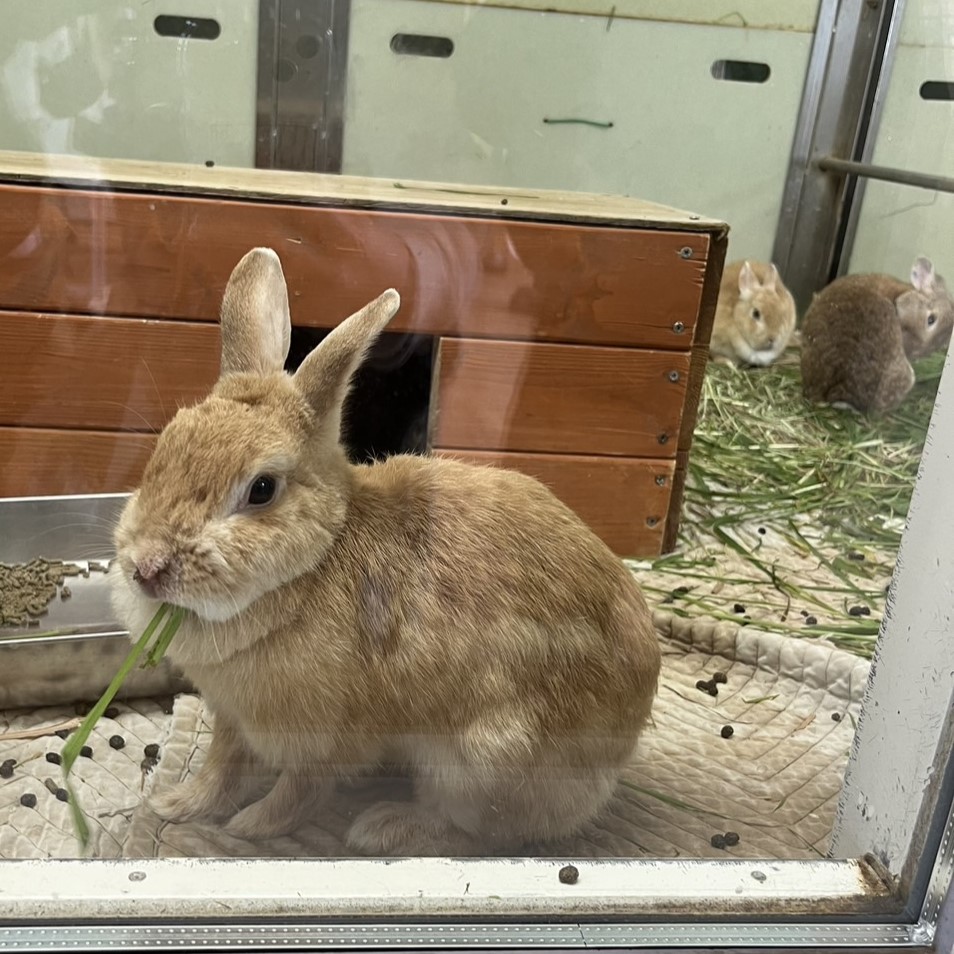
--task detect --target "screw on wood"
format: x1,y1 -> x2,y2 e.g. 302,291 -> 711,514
646,516 -> 659,528
655,475 -> 666,486
679,246 -> 693,259
657,433 -> 669,445
672,321 -> 686,334
668,370 -> 680,383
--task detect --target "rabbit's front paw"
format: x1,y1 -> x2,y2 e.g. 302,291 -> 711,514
346,801 -> 478,856
223,797 -> 297,840
150,780 -> 227,823
222,770 -> 326,841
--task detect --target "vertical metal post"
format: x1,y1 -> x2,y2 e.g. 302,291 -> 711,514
771,0 -> 903,313
255,0 -> 352,174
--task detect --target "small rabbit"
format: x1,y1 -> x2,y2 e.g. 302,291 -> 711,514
710,260 -> 797,367
800,257 -> 954,414
110,248 -> 661,855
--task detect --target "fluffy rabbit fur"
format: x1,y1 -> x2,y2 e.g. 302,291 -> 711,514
710,260 -> 797,367
111,248 -> 661,854
800,257 -> 954,414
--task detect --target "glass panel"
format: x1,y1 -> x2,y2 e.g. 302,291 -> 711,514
6,2 -> 948,940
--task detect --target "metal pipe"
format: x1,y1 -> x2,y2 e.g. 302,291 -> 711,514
817,155 -> 954,195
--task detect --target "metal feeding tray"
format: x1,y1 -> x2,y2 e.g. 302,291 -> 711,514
0,494 -> 187,709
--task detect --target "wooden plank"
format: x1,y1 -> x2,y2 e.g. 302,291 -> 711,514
0,184 -> 709,350
0,312 -> 218,431
0,150 -> 727,232
430,338 -> 690,457
432,449 -> 675,556
663,230 -> 728,551
0,428 -> 155,498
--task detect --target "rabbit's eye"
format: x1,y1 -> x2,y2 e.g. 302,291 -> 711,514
927,312 -> 937,327
246,474 -> 278,507
751,308 -> 762,321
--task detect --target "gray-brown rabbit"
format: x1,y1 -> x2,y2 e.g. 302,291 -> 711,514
800,256 -> 954,414
110,248 -> 661,855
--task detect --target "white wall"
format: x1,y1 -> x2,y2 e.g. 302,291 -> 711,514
0,0 -> 257,167
342,0 -> 816,264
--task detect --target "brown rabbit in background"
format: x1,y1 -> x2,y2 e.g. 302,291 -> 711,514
110,248 -> 661,855
710,260 -> 797,367
800,256 -> 954,414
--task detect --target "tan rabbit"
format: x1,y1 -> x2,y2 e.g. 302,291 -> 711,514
800,256 -> 954,414
710,260 -> 797,367
110,248 -> 660,855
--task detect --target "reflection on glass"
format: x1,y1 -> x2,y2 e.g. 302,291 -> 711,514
0,0 -> 949,905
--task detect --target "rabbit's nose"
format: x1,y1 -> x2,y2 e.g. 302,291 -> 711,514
133,556 -> 172,598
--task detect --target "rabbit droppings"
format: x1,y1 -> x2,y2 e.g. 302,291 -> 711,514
110,248 -> 661,855
801,256 -> 954,414
710,260 -> 797,367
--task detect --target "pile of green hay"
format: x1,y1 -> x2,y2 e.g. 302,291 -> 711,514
630,351 -> 946,657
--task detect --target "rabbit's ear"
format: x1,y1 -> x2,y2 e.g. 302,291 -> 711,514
294,289 -> 401,423
738,261 -> 759,296
219,248 -> 291,377
764,263 -> 780,292
911,256 -> 937,295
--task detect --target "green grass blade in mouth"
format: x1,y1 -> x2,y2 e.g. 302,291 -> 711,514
61,602 -> 185,849
143,606 -> 187,668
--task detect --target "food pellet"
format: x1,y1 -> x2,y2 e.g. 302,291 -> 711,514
105,707 -> 120,720
673,586 -> 690,596
848,605 -> 871,617
0,763 -> 13,779
721,725 -> 734,739
60,586 -> 72,600
144,743 -> 160,759
712,672 -> 728,685
733,603 -> 745,614
710,833 -> 727,849
54,729 -> 70,740
43,778 -> 59,795
847,551 -> 865,561
724,831 -> 740,846
695,679 -> 711,693
707,685 -> 719,697
558,864 -> 579,885
804,615 -> 818,625
45,752 -> 62,765
55,788 -> 69,802
831,712 -> 842,722
141,756 -> 159,774
757,527 -> 766,535
80,745 -> 93,758
19,793 -> 37,808
109,735 -> 125,750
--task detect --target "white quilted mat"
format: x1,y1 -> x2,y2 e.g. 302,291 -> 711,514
0,698 -> 174,859
0,615 -> 870,860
